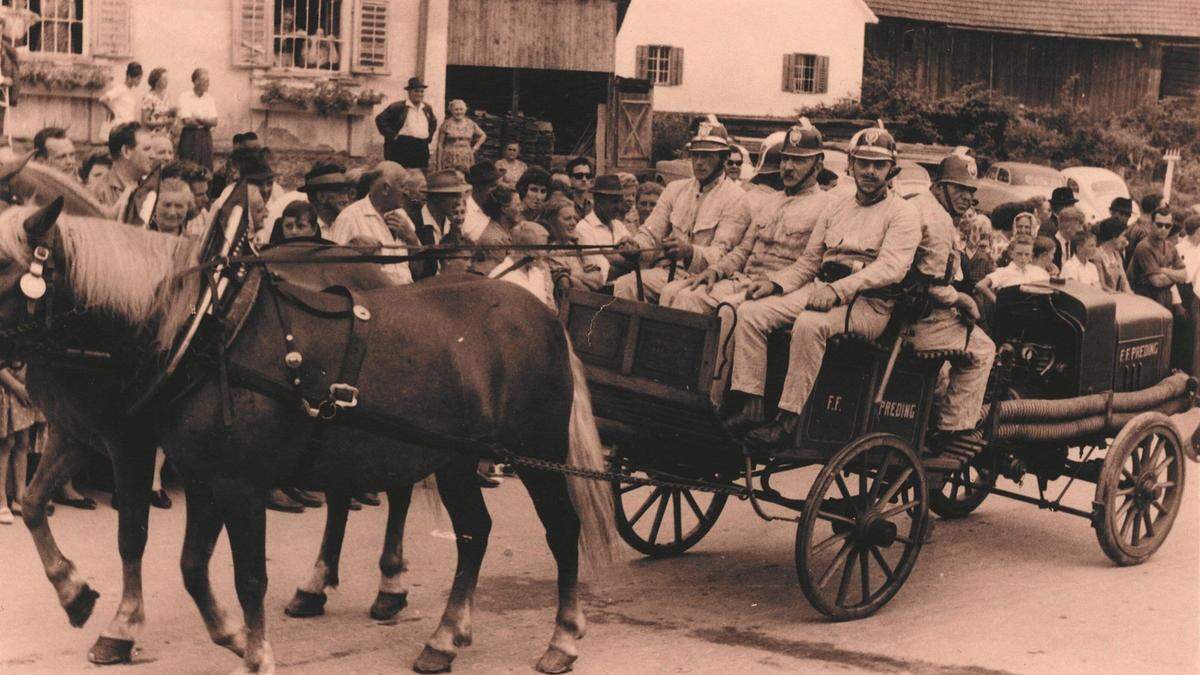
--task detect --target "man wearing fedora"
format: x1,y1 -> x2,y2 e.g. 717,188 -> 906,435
375,77 -> 439,169
575,174 -> 634,283
409,169 -> 472,280
615,121 -> 751,302
1042,185 -> 1079,237
462,160 -> 500,241
298,161 -> 356,234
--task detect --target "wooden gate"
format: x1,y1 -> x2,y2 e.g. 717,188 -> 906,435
606,76 -> 653,172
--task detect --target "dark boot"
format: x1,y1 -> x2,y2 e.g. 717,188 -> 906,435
266,488 -> 305,514
356,492 -> 381,506
745,413 -> 799,451
724,395 -> 765,434
284,487 -> 324,508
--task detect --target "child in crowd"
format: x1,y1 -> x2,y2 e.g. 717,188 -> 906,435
1060,229 -> 1102,288
540,195 -> 605,293
0,365 -> 35,524
1033,235 -> 1059,276
488,221 -> 556,311
976,235 -> 1050,303
268,200 -> 320,244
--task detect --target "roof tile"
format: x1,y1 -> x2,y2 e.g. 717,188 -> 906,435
864,0 -> 1200,39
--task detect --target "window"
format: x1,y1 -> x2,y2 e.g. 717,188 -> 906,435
3,0 -> 85,55
635,45 -> 682,86
233,0 -> 390,74
782,53 -> 829,94
996,168 -> 1011,184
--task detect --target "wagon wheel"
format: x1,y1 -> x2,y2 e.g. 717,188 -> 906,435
929,452 -> 996,520
1095,412 -> 1186,566
795,433 -> 929,621
610,466 -> 728,557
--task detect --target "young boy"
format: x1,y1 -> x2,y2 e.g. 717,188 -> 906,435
1033,235 -> 1059,276
976,235 -> 1050,303
1060,229 -> 1102,288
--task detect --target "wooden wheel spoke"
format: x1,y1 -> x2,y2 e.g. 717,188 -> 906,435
628,487 -> 663,526
619,482 -> 644,495
859,545 -> 871,604
1144,436 -> 1163,473
1131,508 -> 1142,546
1153,481 -> 1176,490
1141,507 -> 1155,540
876,467 -> 915,507
647,491 -> 670,545
834,474 -> 854,502
812,530 -> 850,555
868,451 -> 896,503
962,469 -> 975,495
858,466 -> 869,503
1130,444 -> 1142,475
836,548 -> 858,607
878,500 -> 919,520
1150,499 -> 1168,516
672,490 -> 683,543
868,545 -> 895,582
1147,454 -> 1174,479
1120,468 -> 1137,484
948,472 -> 962,501
815,507 -> 856,526
681,488 -> 705,521
1114,495 -> 1136,520
1114,487 -> 1136,497
817,541 -> 854,589
1118,506 -> 1136,540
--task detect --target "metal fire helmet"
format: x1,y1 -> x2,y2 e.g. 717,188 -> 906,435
755,130 -> 786,175
780,117 -> 824,158
847,122 -> 898,162
935,153 -> 980,190
687,120 -> 732,153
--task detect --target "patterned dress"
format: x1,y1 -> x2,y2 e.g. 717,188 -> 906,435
438,117 -> 483,173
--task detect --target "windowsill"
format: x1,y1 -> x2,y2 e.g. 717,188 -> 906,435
21,84 -> 102,99
17,51 -> 93,63
258,68 -> 356,81
249,99 -> 370,118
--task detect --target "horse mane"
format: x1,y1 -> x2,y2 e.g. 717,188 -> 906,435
0,206 -> 202,352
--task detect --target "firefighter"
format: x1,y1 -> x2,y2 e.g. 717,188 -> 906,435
906,152 -> 997,454
614,121 -> 750,302
741,125 -> 922,449
658,121 -> 831,413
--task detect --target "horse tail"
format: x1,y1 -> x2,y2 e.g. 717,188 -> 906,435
564,336 -> 619,569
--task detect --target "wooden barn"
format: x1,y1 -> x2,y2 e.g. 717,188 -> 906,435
863,0 -> 1200,114
443,0 -> 642,167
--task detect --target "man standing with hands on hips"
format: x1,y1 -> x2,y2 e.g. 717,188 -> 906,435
375,77 -> 439,169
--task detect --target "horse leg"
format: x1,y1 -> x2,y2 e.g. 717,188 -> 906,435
20,429 -> 100,629
284,491 -> 352,618
211,477 -> 274,674
370,484 -> 413,620
180,479 -> 247,657
413,459 -> 490,674
519,469 -> 585,674
90,438 -> 158,664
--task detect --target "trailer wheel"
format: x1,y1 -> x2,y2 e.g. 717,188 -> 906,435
1095,412 -> 1186,566
796,433 -> 929,620
929,454 -> 996,519
610,461 -> 728,557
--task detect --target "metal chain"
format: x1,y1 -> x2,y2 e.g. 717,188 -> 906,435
502,453 -> 749,497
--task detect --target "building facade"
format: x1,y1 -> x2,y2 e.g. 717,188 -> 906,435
614,0 -> 877,118
5,0 -> 451,155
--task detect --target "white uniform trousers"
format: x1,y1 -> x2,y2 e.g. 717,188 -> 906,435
906,309 -> 996,431
776,294 -> 893,415
613,267 -> 690,303
727,286 -> 814,397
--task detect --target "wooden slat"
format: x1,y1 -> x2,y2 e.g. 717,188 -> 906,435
447,0 -> 617,72
352,0 -> 390,74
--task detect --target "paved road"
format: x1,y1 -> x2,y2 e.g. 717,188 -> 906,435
0,465 -> 1197,674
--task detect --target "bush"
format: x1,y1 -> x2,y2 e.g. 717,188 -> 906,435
651,111 -> 691,164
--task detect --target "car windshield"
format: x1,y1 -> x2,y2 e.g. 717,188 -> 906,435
1014,170 -> 1065,188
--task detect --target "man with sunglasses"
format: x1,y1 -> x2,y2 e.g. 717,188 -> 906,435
1128,206 -> 1189,320
725,148 -> 744,183
614,122 -> 751,302
565,156 -> 595,218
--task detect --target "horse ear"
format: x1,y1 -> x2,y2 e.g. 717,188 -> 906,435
0,150 -> 34,185
23,196 -> 64,243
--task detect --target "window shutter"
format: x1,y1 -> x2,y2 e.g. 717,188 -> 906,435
92,0 -> 132,58
635,45 -> 648,80
815,55 -> 829,94
782,54 -> 794,92
231,0 -> 272,68
669,46 -> 684,86
352,0 -> 390,74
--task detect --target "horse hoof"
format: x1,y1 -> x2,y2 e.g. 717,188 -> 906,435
214,630 -> 248,657
88,636 -> 134,665
65,584 -> 99,627
369,591 -> 408,621
284,589 -> 326,618
412,645 -> 455,673
535,647 -> 576,674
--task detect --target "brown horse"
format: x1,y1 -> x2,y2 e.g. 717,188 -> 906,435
11,215 -> 427,665
0,201 -> 615,673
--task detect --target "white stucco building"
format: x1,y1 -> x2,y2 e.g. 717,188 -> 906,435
615,0 -> 877,117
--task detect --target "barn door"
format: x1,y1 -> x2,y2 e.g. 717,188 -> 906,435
610,77 -> 653,171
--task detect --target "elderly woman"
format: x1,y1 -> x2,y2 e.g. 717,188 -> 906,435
140,67 -> 176,135
437,99 -> 486,173
148,177 -> 194,236
540,195 -> 604,292
176,68 -> 218,170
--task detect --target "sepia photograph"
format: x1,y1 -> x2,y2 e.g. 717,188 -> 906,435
0,0 -> 1197,673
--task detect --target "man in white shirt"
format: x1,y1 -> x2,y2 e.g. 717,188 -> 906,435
575,174 -> 633,283
327,161 -> 414,285
462,161 -> 499,242
374,77 -> 438,169
98,62 -> 142,140
1178,213 -> 1200,284
1060,230 -> 1102,288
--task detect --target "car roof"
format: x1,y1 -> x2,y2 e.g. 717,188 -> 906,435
992,161 -> 1059,173
1060,166 -> 1122,179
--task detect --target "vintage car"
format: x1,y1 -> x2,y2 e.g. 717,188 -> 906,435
973,161 -> 1068,215
1062,166 -> 1141,224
